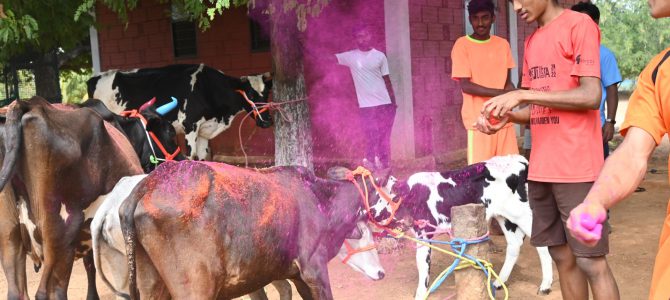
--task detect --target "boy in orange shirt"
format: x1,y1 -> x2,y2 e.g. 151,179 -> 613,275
451,0 -> 518,165
476,0 -> 619,298
567,0 -> 670,299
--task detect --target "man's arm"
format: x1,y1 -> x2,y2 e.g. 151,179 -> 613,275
457,70 -> 516,98
567,127 -> 656,246
482,76 -> 602,119
474,106 -> 530,134
602,84 -> 619,142
383,75 -> 396,106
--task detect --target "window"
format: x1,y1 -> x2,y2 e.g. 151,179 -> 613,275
171,4 -> 197,58
249,18 -> 270,52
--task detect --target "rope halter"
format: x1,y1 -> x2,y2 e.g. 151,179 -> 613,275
120,110 -> 181,163
236,90 -> 269,122
346,166 -> 403,228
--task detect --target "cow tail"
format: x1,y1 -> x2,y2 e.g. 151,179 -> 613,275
92,216 -> 131,300
119,188 -> 143,300
0,101 -> 25,191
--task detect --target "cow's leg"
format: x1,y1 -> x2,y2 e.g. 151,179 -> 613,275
36,209 -> 82,300
247,288 -> 270,300
414,238 -> 432,300
0,188 -> 29,300
83,251 -> 100,300
535,246 -> 553,294
271,280 -> 292,300
493,217 -> 524,290
297,256 -> 333,300
291,277 -> 315,300
195,136 -> 210,161
514,211 -> 554,294
0,225 -> 29,300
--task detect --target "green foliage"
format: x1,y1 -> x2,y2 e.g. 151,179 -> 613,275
0,1 -> 94,68
598,0 -> 670,79
60,68 -> 93,104
0,9 -> 39,45
80,0 -> 248,30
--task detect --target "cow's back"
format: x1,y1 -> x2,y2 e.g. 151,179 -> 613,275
18,103 -> 143,207
127,161 -> 310,298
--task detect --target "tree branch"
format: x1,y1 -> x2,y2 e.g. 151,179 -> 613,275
57,42 -> 91,68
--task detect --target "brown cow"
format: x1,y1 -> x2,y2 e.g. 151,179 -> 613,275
0,97 -> 143,299
118,161 -> 389,300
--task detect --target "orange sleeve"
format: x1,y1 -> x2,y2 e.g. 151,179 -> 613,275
451,38 -> 471,79
620,52 -> 669,145
570,16 -> 601,78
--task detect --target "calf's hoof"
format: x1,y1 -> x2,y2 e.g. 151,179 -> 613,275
493,280 -> 503,290
537,288 -> 552,295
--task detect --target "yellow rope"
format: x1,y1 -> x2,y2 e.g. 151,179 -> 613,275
391,230 -> 509,300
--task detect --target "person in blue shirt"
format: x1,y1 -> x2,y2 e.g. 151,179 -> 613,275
572,2 -> 622,159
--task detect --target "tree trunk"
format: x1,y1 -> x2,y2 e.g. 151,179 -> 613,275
270,7 -> 314,171
33,51 -> 61,103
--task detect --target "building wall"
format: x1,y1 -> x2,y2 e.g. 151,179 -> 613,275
408,0 -> 510,163
95,0 -> 586,164
96,2 -> 275,158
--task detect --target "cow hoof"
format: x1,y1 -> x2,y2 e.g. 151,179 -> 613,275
493,280 -> 503,290
537,288 -> 552,295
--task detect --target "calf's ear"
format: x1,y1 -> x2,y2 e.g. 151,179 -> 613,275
345,225 -> 363,240
391,180 -> 410,199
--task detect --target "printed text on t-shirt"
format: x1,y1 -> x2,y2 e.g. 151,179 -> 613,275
528,64 -> 557,80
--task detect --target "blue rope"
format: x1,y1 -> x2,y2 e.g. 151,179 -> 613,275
425,237 -> 496,296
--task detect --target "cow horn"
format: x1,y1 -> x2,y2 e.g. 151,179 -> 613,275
139,97 -> 156,112
156,97 -> 178,116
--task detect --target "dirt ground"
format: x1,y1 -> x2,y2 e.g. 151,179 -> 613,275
2,99 -> 668,299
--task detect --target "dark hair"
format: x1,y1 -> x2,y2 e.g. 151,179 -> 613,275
571,1 -> 600,23
467,0 -> 495,16
351,24 -> 371,36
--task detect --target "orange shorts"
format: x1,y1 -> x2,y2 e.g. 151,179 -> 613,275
467,126 -> 519,165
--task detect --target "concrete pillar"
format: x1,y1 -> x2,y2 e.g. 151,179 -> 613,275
385,0 -> 415,160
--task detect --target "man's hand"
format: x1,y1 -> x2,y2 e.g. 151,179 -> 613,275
602,123 -> 615,142
473,114 -> 509,135
482,90 -> 523,119
567,201 -> 608,247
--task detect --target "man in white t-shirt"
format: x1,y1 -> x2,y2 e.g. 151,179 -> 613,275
336,26 -> 396,169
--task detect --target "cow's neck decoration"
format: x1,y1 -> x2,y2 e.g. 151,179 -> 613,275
236,90 -> 269,122
120,109 -> 181,164
346,166 -> 401,228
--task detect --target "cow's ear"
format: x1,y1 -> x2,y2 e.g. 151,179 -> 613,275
345,225 -> 363,239
240,76 -> 249,82
262,72 -> 273,81
374,168 -> 392,187
391,180 -> 410,198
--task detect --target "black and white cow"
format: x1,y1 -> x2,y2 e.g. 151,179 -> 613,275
87,64 -> 273,160
79,98 -> 185,172
374,155 -> 553,299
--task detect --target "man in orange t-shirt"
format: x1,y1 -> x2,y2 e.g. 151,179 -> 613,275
476,0 -> 619,298
567,1 -> 670,298
451,0 -> 517,165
